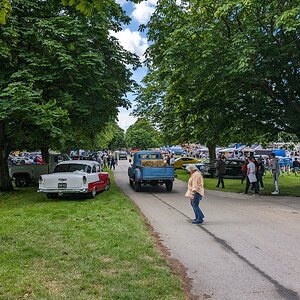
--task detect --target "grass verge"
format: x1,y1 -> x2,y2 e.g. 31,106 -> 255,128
0,175 -> 187,300
176,169 -> 300,197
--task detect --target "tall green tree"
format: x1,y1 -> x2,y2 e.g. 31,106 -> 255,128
134,0 -> 300,161
0,0 -> 139,191
95,122 -> 126,150
125,119 -> 162,149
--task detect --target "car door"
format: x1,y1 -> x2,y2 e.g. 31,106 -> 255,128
226,160 -> 239,177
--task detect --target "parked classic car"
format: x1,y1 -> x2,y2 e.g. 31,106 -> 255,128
185,158 -> 246,178
173,157 -> 202,169
38,160 -> 110,198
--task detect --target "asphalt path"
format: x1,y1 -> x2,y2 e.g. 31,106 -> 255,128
113,160 -> 300,300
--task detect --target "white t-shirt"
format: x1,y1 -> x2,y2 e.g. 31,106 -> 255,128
247,162 -> 257,182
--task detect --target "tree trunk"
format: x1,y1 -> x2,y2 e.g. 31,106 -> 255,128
0,121 -> 13,191
41,146 -> 49,164
207,143 -> 217,164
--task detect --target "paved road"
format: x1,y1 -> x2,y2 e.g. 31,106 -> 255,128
113,160 -> 300,300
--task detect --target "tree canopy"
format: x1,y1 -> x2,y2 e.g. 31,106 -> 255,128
0,0 -> 139,190
134,0 -> 300,158
125,119 -> 162,149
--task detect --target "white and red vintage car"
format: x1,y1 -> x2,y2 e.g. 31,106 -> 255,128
38,160 -> 110,199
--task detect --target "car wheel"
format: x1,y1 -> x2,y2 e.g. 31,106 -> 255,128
15,176 -> 30,187
134,181 -> 141,192
212,171 -> 217,178
105,180 -> 110,190
166,180 -> 173,192
89,188 -> 97,199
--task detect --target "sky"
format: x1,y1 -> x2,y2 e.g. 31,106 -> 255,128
111,0 -> 157,131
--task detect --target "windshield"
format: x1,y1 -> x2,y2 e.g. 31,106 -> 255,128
54,164 -> 91,173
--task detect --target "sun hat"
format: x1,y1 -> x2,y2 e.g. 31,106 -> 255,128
185,164 -> 199,172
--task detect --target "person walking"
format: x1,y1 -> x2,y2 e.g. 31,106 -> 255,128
216,155 -> 226,189
185,165 -> 205,224
270,153 -> 280,195
244,157 -> 259,195
110,156 -> 116,170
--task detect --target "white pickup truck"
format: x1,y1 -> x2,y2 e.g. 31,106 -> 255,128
9,154 -> 70,187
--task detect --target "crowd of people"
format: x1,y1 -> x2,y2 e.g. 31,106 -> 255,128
215,154 -> 299,196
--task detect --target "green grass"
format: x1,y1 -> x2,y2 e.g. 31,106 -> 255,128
0,176 -> 186,300
176,170 -> 300,197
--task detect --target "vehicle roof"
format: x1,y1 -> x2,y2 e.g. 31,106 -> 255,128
135,150 -> 162,155
57,160 -> 99,166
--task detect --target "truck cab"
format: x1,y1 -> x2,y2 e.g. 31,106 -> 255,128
9,153 -> 70,187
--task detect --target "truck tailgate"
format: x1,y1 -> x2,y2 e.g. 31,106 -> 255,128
142,167 -> 174,180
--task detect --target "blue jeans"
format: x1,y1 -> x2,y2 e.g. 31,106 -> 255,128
191,193 -> 204,222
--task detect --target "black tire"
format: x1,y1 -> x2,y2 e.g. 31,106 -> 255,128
89,188 -> 97,199
105,179 -> 111,190
212,171 -> 217,178
134,181 -> 141,192
166,180 -> 173,192
15,176 -> 30,187
129,178 -> 133,186
46,193 -> 58,199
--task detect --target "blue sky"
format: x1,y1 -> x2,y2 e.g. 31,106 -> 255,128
111,0 -> 157,130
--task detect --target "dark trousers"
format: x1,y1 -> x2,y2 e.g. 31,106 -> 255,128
241,171 -> 246,183
257,172 -> 264,188
217,174 -> 225,188
245,178 -> 259,194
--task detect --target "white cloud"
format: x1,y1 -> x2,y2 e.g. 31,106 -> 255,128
115,0 -> 127,5
118,110 -> 137,131
132,0 -> 157,24
109,28 -> 148,58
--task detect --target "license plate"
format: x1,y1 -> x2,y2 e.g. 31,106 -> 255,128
58,183 -> 67,188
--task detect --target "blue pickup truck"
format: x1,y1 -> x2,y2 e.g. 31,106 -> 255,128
128,151 -> 175,192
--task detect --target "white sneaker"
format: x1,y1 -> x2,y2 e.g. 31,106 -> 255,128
271,191 -> 279,195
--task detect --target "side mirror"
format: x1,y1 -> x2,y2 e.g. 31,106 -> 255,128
129,159 -> 132,163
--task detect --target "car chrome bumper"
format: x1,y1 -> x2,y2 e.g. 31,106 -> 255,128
38,188 -> 89,194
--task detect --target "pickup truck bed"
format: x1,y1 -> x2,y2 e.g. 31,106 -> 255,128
141,166 -> 174,180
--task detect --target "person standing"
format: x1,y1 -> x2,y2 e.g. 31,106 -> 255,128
292,158 -> 299,176
170,155 -> 175,166
241,159 -> 248,184
256,158 -> 265,190
216,155 -> 226,189
185,165 -> 205,224
270,153 -> 280,195
244,157 -> 259,195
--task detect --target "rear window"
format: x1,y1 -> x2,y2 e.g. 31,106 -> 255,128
54,164 -> 91,173
138,154 -> 160,159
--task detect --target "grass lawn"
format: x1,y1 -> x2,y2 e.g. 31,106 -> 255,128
0,176 -> 186,300
176,170 -> 300,197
